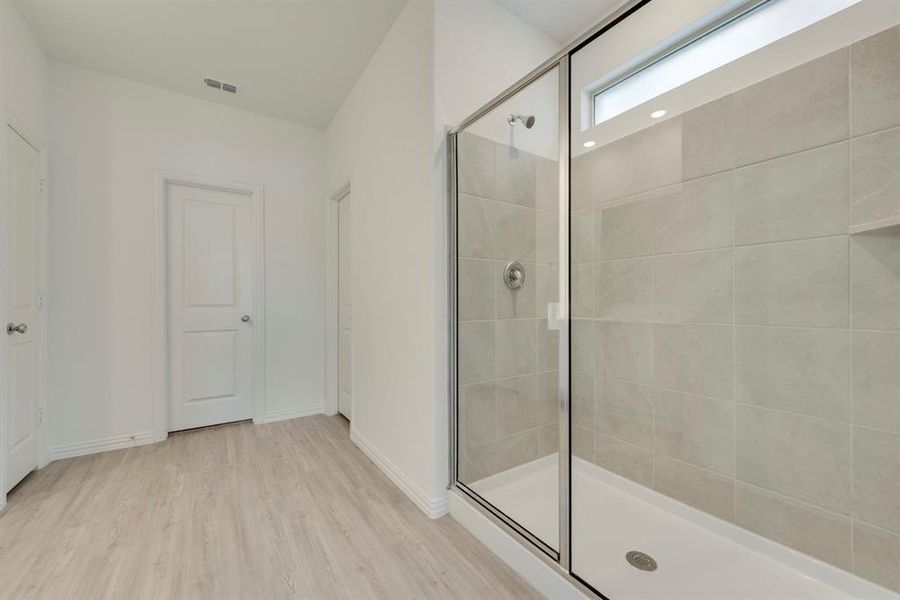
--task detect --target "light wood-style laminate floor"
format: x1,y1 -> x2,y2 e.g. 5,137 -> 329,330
0,416 -> 539,599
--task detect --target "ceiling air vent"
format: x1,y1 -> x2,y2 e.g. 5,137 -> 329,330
203,78 -> 237,94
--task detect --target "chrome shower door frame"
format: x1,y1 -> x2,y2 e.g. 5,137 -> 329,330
447,58 -> 569,568
447,0 -> 647,593
556,54 -> 572,571
448,56 -> 568,564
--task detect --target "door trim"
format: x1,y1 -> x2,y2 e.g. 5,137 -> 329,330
152,170 -> 266,442
325,179 -> 350,417
0,110 -> 48,506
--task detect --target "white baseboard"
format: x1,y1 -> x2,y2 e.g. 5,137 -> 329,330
49,430 -> 157,461
46,407 -> 322,462
448,490 -> 589,600
350,428 -> 448,519
259,405 -> 323,424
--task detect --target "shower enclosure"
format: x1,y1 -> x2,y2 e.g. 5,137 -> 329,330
449,0 -> 900,598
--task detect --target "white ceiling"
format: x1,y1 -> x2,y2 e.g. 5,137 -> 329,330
14,0 -> 407,130
495,0 -> 623,44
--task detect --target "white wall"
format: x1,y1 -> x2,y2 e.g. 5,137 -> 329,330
435,0 -> 560,159
325,0 -> 559,517
0,0 -> 48,505
325,0 -> 443,515
1,2 -> 48,141
47,64 -> 326,456
434,1 -> 560,130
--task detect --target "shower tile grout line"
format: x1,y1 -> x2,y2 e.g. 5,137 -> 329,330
649,194 -> 657,491
458,190 -> 561,216
591,231 -> 852,265
731,90 -> 738,525
847,44 -> 856,572
545,362 -> 899,437
582,123 -> 900,216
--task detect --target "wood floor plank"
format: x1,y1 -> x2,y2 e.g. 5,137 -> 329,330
0,416 -> 540,600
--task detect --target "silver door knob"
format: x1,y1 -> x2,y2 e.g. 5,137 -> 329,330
240,315 -> 251,323
6,323 -> 27,335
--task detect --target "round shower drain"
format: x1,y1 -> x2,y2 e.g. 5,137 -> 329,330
625,550 -> 658,572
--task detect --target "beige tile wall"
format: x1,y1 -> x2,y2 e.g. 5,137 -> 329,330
456,130 -> 560,484
571,25 -> 900,592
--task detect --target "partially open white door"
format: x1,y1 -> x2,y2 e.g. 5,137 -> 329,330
5,126 -> 42,492
167,183 -> 255,431
338,194 -> 352,419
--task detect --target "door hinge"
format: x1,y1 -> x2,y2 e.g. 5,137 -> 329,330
38,178 -> 45,195
37,407 -> 44,426
38,293 -> 45,311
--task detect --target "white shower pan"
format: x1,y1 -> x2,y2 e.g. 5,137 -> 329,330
468,455 -> 899,600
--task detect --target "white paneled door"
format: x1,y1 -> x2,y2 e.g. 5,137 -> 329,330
5,126 -> 42,492
338,194 -> 352,419
168,183 -> 255,431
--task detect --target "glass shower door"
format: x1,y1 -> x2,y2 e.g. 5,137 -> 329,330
569,1 -> 900,597
453,65 -> 563,556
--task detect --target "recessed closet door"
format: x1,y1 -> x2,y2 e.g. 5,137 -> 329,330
454,65 -> 563,557
338,194 -> 353,419
5,126 -> 42,492
168,183 -> 254,431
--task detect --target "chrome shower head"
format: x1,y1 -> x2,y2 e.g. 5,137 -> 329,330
507,113 -> 536,129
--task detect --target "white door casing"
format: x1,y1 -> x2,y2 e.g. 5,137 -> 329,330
338,194 -> 352,419
5,126 -> 42,492
167,183 -> 255,431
